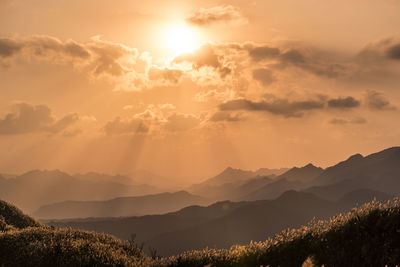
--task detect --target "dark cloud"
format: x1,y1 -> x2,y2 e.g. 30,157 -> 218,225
366,90 -> 396,110
245,44 -> 344,78
252,68 -> 275,86
328,97 -> 360,109
0,103 -> 78,135
174,44 -> 231,77
0,38 -> 22,57
209,111 -> 243,122
164,113 -> 200,132
103,117 -> 149,135
47,113 -> 80,133
280,49 -> 306,64
247,45 -> 281,62
0,36 -> 136,77
148,67 -> 183,84
186,5 -> 247,26
385,44 -> 400,60
329,117 -> 367,125
351,117 -> 367,124
219,98 -> 325,118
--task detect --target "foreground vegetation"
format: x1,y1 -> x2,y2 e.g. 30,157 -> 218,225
2,198 -> 400,266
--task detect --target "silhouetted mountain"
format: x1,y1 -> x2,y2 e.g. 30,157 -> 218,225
139,191 -> 339,255
0,170 -> 159,213
338,189 -> 393,207
188,167 -> 289,200
305,146 -> 400,200
188,175 -> 274,200
34,191 -> 209,219
313,147 -> 400,187
240,178 -> 303,201
47,200 -> 247,244
46,185 -> 395,256
75,172 -> 136,185
254,167 -> 289,176
279,163 -> 324,183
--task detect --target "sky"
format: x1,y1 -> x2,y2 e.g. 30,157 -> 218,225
0,0 -> 400,181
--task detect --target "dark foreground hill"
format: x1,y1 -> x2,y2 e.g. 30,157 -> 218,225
3,197 -> 400,266
0,200 -> 150,266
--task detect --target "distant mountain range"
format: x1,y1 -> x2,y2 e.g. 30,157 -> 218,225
27,146 -> 399,255
48,189 -> 393,256
0,170 -> 160,213
34,191 -> 209,219
187,167 -> 288,200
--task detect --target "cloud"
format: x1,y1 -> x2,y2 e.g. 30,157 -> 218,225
327,97 -> 360,109
103,117 -> 149,135
357,36 -> 400,63
0,103 -> 78,135
194,89 -> 236,103
0,35 -> 91,60
329,117 -> 367,125
209,111 -> 244,122
247,45 -> 281,62
148,67 -> 184,84
219,98 -> 325,118
244,43 -> 347,78
0,38 -> 22,57
174,44 -> 231,78
252,68 -> 275,86
164,113 -> 200,132
186,5 -> 247,26
386,43 -> 400,60
0,35 -> 137,77
366,90 -> 396,110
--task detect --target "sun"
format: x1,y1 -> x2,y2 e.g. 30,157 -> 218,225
162,23 -> 201,56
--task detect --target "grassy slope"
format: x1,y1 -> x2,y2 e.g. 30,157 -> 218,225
0,200 -> 150,267
2,198 -> 400,266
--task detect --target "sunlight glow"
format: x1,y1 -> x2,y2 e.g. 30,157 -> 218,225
162,23 -> 201,56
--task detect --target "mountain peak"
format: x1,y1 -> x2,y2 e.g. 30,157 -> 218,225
346,153 -> 364,161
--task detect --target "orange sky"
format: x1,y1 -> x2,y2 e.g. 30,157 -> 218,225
0,0 -> 400,180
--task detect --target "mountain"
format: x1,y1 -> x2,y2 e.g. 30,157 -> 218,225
305,146 -> 400,200
337,189 -> 393,207
133,191 -> 339,256
239,164 -> 323,201
313,147 -> 400,187
3,196 -> 400,266
34,191 -> 209,219
188,167 -> 289,200
278,163 -> 324,183
75,172 -> 136,185
187,175 -> 274,200
240,178 -> 303,201
198,167 -> 257,186
0,170 -> 159,213
254,167 -> 289,176
48,191 -> 342,256
47,200 -> 248,244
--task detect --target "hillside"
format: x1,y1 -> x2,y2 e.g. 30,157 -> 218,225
48,189 -> 386,256
3,197 -> 400,266
34,191 -> 209,219
156,198 -> 400,266
0,200 -> 149,266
